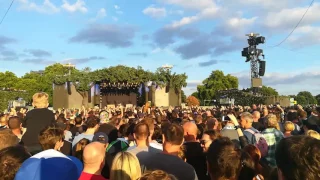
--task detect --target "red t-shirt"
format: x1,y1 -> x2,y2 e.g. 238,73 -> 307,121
78,172 -> 107,180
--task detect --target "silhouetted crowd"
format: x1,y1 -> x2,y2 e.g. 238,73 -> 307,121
1,92 -> 320,180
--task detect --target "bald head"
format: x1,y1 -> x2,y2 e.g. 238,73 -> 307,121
183,122 -> 198,142
252,111 -> 261,122
83,142 -> 105,167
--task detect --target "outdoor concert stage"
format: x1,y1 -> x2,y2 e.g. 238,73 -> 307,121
53,81 -> 180,109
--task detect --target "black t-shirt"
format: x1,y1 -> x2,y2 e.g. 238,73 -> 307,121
184,142 -> 209,180
70,125 -> 83,137
145,153 -> 198,180
60,140 -> 72,156
21,108 -> 55,146
252,122 -> 265,132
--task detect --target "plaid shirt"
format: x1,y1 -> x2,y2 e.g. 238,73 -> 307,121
262,128 -> 284,167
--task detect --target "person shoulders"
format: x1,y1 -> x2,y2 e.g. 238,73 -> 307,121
146,153 -> 198,180
249,127 -> 259,133
149,141 -> 163,150
147,153 -> 192,169
72,134 -> 93,147
79,172 -> 107,180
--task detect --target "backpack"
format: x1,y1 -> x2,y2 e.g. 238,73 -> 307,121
245,129 -> 268,157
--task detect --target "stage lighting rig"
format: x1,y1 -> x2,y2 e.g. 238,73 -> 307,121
241,33 -> 266,88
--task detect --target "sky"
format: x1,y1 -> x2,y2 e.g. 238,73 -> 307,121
0,0 -> 320,96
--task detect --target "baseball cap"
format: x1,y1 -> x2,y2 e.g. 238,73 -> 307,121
15,149 -> 83,180
92,132 -> 109,144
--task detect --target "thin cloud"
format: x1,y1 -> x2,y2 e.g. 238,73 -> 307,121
69,24 -> 136,48
199,59 -> 230,67
25,49 -> 52,57
61,0 -> 88,13
17,0 -> 60,14
127,53 -> 148,58
143,6 -> 167,18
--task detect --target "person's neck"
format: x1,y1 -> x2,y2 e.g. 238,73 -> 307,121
84,128 -> 95,135
253,118 -> 259,122
136,139 -> 148,148
83,167 -> 102,175
76,124 -> 82,127
245,126 -> 252,130
12,129 -> 22,136
163,143 -> 180,156
284,131 -> 291,134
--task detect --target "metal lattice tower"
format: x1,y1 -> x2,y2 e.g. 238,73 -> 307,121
250,52 -> 259,79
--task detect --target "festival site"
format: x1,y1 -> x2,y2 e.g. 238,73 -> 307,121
0,0 -> 320,180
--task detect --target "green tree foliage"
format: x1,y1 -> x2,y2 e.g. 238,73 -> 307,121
154,68 -> 187,104
0,71 -> 19,88
0,91 -> 31,112
191,92 -> 199,99
181,90 -> 186,103
296,91 -> 317,105
71,67 -> 94,106
315,94 -> 320,105
260,86 -> 279,96
295,95 -> 307,106
196,70 -> 238,101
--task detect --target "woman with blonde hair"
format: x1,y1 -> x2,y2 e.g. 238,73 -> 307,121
306,130 -> 320,140
284,121 -> 295,138
110,152 -> 141,180
21,92 -> 55,155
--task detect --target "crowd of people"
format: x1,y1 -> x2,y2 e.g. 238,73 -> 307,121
0,92 -> 320,180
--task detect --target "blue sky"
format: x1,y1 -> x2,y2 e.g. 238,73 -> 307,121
0,0 -> 320,96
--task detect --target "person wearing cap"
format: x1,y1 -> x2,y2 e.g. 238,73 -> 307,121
92,132 -> 109,148
15,148 -> 82,180
79,142 -> 107,180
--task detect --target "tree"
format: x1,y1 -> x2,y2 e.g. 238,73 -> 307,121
186,96 -> 200,106
196,70 -> 238,102
71,67 -> 93,107
296,95 -> 307,106
154,68 -> 187,105
316,94 -> 320,105
181,90 -> 186,103
191,92 -> 199,99
260,86 -> 279,96
0,71 -> 19,88
297,91 -> 317,105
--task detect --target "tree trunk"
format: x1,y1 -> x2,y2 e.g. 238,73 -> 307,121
151,85 -> 156,106
80,91 -> 88,108
177,89 -> 182,106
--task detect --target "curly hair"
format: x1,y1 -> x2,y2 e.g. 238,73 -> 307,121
0,145 -> 31,180
38,125 -> 64,150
